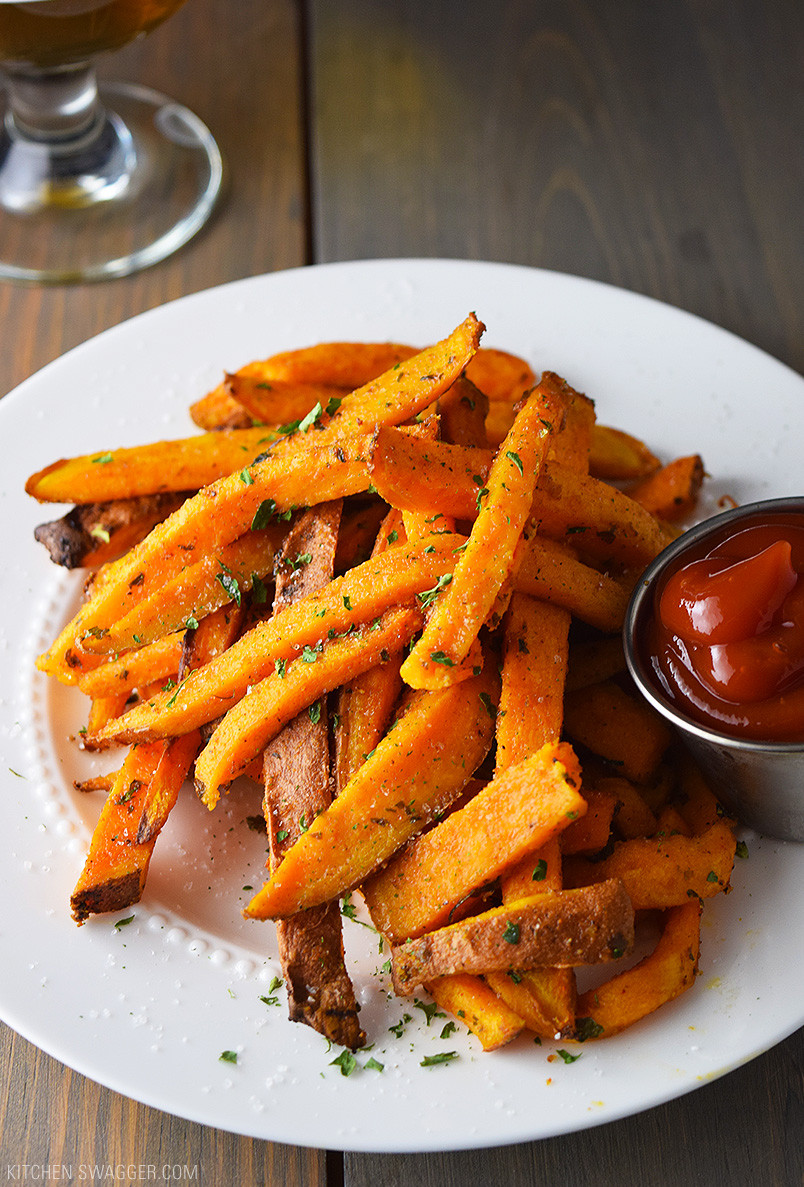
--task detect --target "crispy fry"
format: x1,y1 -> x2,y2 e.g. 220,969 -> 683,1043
438,375 -> 490,448
464,348 -> 535,403
244,662 -> 499,920
267,315 -> 484,456
261,500 -> 366,1051
223,375 -> 346,427
495,595 -> 569,769
25,427 -> 275,504
362,743 -> 586,944
401,377 -> 564,687
564,820 -> 736,909
426,974 -> 526,1051
589,424 -> 661,481
573,900 -> 701,1039
194,605 -> 423,808
514,537 -> 632,633
627,454 -> 705,521
230,341 -> 418,389
38,436 -> 372,674
391,880 -> 635,995
70,731 -> 200,923
561,786 -> 618,855
90,535 -> 460,745
368,430 -> 673,568
563,680 -> 673,784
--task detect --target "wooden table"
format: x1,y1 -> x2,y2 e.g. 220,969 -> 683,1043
1,1 -> 803,1182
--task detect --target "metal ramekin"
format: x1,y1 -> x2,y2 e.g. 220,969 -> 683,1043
624,497 -> 804,843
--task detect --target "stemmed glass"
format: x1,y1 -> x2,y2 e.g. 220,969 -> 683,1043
0,0 -> 223,283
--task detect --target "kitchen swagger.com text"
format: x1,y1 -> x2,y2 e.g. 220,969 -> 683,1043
5,1167 -> 199,1182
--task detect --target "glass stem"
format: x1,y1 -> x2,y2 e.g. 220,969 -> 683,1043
2,61 -> 103,147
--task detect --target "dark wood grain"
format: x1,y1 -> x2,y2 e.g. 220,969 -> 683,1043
309,0 -> 804,375
306,0 -> 804,1183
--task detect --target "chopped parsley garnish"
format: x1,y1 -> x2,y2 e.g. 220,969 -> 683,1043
556,1049 -> 581,1064
298,402 -> 323,432
251,573 -> 268,604
420,1051 -> 458,1067
219,1050 -> 238,1064
430,650 -> 455,667
113,915 -> 134,931
532,859 -> 548,881
575,1017 -> 604,1042
502,921 -> 520,945
330,1049 -> 358,1076
506,450 -> 524,475
417,573 -> 453,608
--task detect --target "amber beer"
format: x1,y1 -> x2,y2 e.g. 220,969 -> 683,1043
0,0 -> 187,68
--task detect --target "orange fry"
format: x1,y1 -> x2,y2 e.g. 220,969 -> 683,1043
401,376 -> 565,687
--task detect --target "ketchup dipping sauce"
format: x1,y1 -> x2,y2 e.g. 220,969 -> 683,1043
624,498 -> 804,841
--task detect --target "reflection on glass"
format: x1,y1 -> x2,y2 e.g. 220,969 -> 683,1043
0,0 -> 223,283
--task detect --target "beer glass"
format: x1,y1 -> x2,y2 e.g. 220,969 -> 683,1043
0,0 -> 222,282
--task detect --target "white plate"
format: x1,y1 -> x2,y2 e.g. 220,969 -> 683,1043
1,259 -> 803,1153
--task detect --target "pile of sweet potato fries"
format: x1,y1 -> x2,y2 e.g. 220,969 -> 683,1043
26,314 -> 735,1053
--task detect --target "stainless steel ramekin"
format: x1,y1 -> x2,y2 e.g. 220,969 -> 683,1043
623,497 -> 804,842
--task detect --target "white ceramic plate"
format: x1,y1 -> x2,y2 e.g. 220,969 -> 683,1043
1,259 -> 803,1153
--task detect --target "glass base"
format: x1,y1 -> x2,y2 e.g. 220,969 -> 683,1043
0,81 -> 223,284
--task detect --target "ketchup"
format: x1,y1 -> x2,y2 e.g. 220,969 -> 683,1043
645,512 -> 804,742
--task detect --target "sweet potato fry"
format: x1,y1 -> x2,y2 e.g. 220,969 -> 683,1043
627,454 -> 705,521
25,427 -> 276,504
362,743 -> 586,944
190,383 -> 253,430
77,631 -> 186,700
595,775 -> 659,840
565,634 -> 627,692
70,731 -> 200,923
260,500 -> 366,1051
90,534 -> 461,745
223,375 -> 346,428
401,376 -> 564,687
464,347 -> 535,403
484,965 -> 576,1039
101,524 -> 282,653
491,590 -> 576,1037
244,662 -> 499,920
194,605 -> 423,808
38,435 -> 373,673
425,974 -> 526,1051
573,900 -> 701,1039
34,492 -> 188,569
561,786 -> 618,855
438,375 -> 490,448
563,679 -> 673,784
495,595 -> 569,771
368,431 -> 673,568
391,880 -> 635,995
267,314 -> 484,456
563,820 -> 736,909
334,510 -> 407,790
514,537 -> 632,633
589,425 -> 661,481
231,341 -> 418,389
